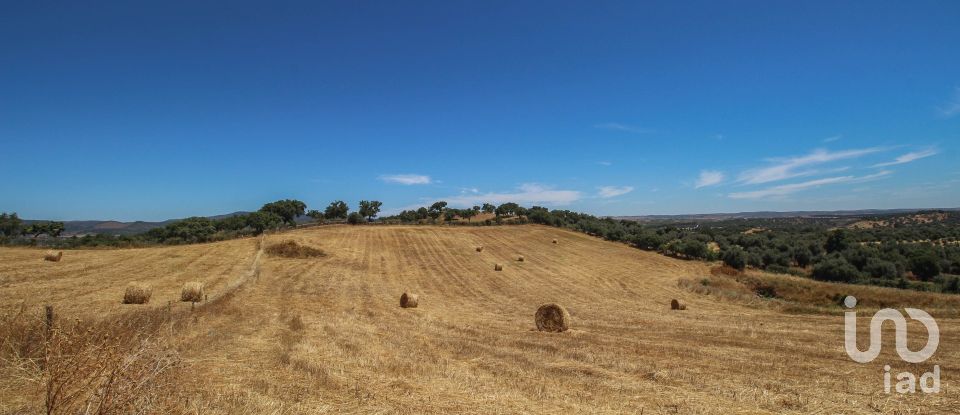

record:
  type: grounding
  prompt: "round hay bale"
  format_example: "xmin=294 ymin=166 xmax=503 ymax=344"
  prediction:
xmin=123 ymin=283 xmax=152 ymax=304
xmin=517 ymin=255 xmax=524 ymax=262
xmin=535 ymin=303 xmax=570 ymax=332
xmin=180 ymin=281 xmax=205 ymax=302
xmin=476 ymin=246 xmax=484 ymax=252
xmin=670 ymin=299 xmax=683 ymax=310
xmin=552 ymin=239 xmax=558 ymax=244
xmin=494 ymin=263 xmax=503 ymax=271
xmin=400 ymin=292 xmax=418 ymax=308
xmin=43 ymin=251 xmax=63 ymax=262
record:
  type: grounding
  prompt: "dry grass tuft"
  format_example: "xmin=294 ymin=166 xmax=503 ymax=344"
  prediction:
xmin=400 ymin=292 xmax=419 ymax=308
xmin=712 ymin=265 xmax=741 ymax=276
xmin=42 ymin=323 xmax=180 ymax=413
xmin=123 ymin=283 xmax=152 ymax=304
xmin=1 ymin=306 xmax=183 ymax=414
xmin=289 ymin=314 xmax=305 ymax=331
xmin=535 ymin=303 xmax=570 ymax=332
xmin=266 ymin=240 xmax=326 ymax=259
xmin=687 ymin=267 xmax=960 ymax=316
xmin=180 ymin=281 xmax=205 ymax=302
xmin=43 ymin=251 xmax=63 ymax=262
xmin=494 ymin=263 xmax=503 ymax=271
xmin=517 ymin=255 xmax=524 ymax=262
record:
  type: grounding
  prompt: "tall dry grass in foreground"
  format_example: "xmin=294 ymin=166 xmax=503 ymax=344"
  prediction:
xmin=0 ymin=237 xmax=264 ymax=414
xmin=0 ymin=307 xmax=182 ymax=414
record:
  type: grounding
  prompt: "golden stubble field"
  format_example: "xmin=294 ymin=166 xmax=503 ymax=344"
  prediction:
xmin=1 ymin=225 xmax=957 ymax=414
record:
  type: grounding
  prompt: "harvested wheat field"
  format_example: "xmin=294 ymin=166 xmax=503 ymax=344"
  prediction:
xmin=1 ymin=225 xmax=958 ymax=414
xmin=0 ymin=237 xmax=259 ymax=317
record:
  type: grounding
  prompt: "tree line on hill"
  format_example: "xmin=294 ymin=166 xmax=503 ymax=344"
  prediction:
xmin=0 ymin=198 xmax=383 ymax=247
xmin=383 ymin=202 xmax=524 ymax=223
xmin=5 ymin=199 xmax=959 ymax=294
xmin=0 ymin=213 xmax=66 ymax=240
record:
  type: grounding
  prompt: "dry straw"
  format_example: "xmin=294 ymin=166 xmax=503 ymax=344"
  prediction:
xmin=494 ymin=263 xmax=503 ymax=271
xmin=123 ymin=283 xmax=152 ymax=304
xmin=266 ymin=240 xmax=325 ymax=259
xmin=43 ymin=251 xmax=63 ymax=262
xmin=180 ymin=282 xmax=205 ymax=302
xmin=535 ymin=303 xmax=570 ymax=332
xmin=400 ymin=292 xmax=418 ymax=308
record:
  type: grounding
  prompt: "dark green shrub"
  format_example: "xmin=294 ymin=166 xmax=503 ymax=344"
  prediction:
xmin=864 ymin=258 xmax=899 ymax=280
xmin=910 ymin=254 xmax=941 ymax=281
xmin=347 ymin=212 xmax=364 ymax=225
xmin=722 ymin=246 xmax=747 ymax=270
xmin=812 ymin=256 xmax=861 ymax=283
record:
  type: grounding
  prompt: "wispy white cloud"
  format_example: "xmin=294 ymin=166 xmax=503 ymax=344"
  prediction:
xmin=442 ymin=183 xmax=582 ymax=207
xmin=823 ymin=134 xmax=842 ymax=143
xmin=379 ymin=174 xmax=432 ymax=185
xmin=873 ymin=149 xmax=939 ymax=167
xmin=937 ymin=87 xmax=960 ymax=118
xmin=597 ymin=186 xmax=634 ymax=198
xmin=594 ymin=122 xmax=654 ymax=134
xmin=729 ymin=171 xmax=892 ymax=200
xmin=695 ymin=170 xmax=725 ymax=189
xmin=597 ymin=161 xmax=613 ymax=166
xmin=738 ymin=148 xmax=882 ymax=185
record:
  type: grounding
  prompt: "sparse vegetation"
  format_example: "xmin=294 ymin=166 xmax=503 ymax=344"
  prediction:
xmin=265 ymin=240 xmax=325 ymax=259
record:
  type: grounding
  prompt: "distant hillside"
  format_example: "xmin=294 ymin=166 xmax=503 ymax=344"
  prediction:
xmin=613 ymin=208 xmax=960 ymax=222
xmin=29 ymin=207 xmax=960 ymax=236
xmin=24 ymin=211 xmax=252 ymax=236
xmin=23 ymin=211 xmax=329 ymax=236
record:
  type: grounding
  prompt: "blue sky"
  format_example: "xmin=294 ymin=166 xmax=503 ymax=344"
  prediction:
xmin=1 ymin=1 xmax=958 ymax=221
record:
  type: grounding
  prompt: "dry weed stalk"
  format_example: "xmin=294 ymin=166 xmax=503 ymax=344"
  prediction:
xmin=2 ymin=308 xmax=182 ymax=414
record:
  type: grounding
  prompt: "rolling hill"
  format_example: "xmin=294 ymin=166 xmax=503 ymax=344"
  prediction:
xmin=1 ymin=225 xmax=956 ymax=413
